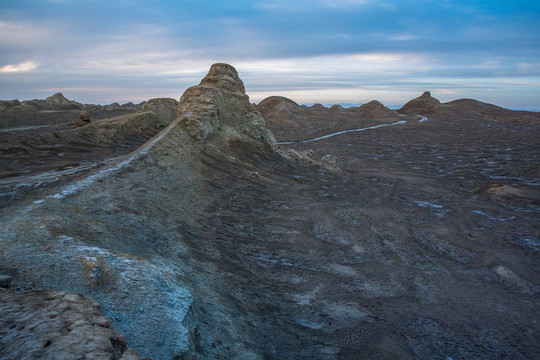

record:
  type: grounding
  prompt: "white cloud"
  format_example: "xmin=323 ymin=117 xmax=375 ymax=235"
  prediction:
xmin=0 ymin=61 xmax=38 ymax=73
xmin=0 ymin=21 xmax=58 ymax=47
xmin=256 ymin=0 xmax=368 ymax=11
xmin=388 ymin=34 xmax=417 ymax=41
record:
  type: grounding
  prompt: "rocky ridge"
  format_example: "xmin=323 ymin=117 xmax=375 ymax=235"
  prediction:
xmin=0 ymin=97 xmax=179 ymax=207
xmin=0 ymin=92 xmax=142 ymax=112
xmin=398 ymin=90 xmax=441 ymax=114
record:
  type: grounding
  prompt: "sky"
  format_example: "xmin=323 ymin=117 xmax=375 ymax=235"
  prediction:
xmin=1 ymin=0 xmax=539 ymax=109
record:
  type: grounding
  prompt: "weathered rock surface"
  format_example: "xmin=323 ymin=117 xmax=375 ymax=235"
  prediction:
xmin=177 ymin=63 xmax=275 ymax=147
xmin=0 ymin=288 xmax=141 ymax=360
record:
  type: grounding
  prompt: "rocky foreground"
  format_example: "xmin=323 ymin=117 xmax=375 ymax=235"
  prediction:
xmin=0 ymin=64 xmax=539 ymax=359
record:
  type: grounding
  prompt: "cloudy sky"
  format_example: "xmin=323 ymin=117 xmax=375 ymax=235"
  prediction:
xmin=1 ymin=0 xmax=539 ymax=109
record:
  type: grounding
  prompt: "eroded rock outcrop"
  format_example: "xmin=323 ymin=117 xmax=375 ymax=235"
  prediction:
xmin=177 ymin=63 xmax=276 ymax=147
xmin=68 ymin=111 xmax=92 ymax=127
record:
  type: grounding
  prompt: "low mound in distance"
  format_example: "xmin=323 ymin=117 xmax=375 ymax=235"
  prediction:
xmin=258 ymin=96 xmax=413 ymax=141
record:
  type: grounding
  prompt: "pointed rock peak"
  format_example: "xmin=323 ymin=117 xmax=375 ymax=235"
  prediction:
xmin=398 ymin=91 xmax=441 ymax=115
xmin=357 ymin=100 xmax=396 ymax=118
xmin=46 ymin=93 xmax=70 ymax=103
xmin=414 ymin=91 xmax=439 ymax=103
xmin=177 ymin=64 xmax=275 ymax=147
xmin=200 ymin=63 xmax=246 ymax=94
xmin=42 ymin=92 xmax=81 ymax=109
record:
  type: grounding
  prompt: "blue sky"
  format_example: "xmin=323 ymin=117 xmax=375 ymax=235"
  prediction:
xmin=1 ymin=0 xmax=539 ymax=109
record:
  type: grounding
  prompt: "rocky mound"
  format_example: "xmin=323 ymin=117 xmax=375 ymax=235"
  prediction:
xmin=258 ymin=96 xmax=413 ymax=142
xmin=445 ymin=98 xmax=540 ymax=122
xmin=355 ymin=100 xmax=398 ymax=118
xmin=257 ymin=96 xmax=306 ymax=127
xmin=61 ymin=98 xmax=176 ymax=142
xmin=44 ymin=92 xmax=83 ymax=109
xmin=398 ymin=92 xmax=540 ymax=123
xmin=67 ymin=111 xmax=92 ymax=127
xmin=398 ymin=91 xmax=441 ymax=114
xmin=177 ymin=63 xmax=275 ymax=147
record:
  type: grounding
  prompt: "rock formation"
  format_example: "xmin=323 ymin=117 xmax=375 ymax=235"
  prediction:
xmin=177 ymin=63 xmax=276 ymax=147
xmin=257 ymin=96 xmax=306 ymax=127
xmin=398 ymin=91 xmax=441 ymax=114
xmin=68 ymin=111 xmax=92 ymax=127
xmin=356 ymin=100 xmax=398 ymax=118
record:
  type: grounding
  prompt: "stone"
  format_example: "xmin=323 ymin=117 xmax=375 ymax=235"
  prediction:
xmin=320 ymin=153 xmax=338 ymax=169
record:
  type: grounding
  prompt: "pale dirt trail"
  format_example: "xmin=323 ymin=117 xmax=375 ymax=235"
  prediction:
xmin=277 ymin=115 xmax=427 ymax=144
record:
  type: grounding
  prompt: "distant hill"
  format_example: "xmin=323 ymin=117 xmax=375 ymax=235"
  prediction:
xmin=0 ymin=92 xmax=143 ymax=113
xmin=398 ymin=91 xmax=540 ymax=122
xmin=258 ymin=95 xmax=413 ymax=142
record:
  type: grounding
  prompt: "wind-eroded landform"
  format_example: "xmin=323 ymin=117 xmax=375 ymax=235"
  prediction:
xmin=1 ymin=64 xmax=539 ymax=359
